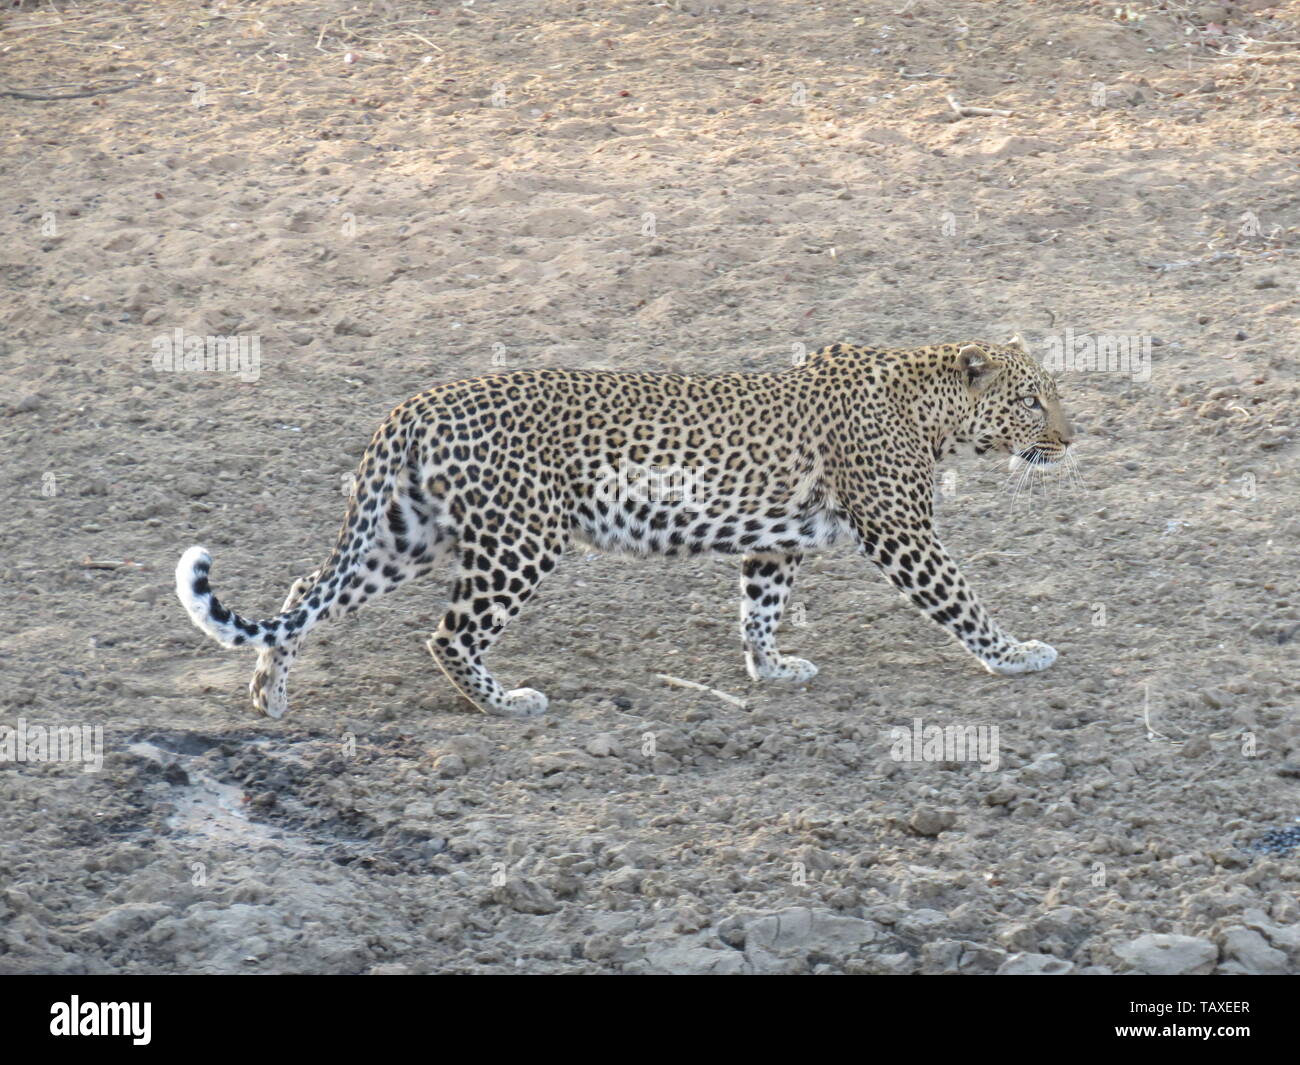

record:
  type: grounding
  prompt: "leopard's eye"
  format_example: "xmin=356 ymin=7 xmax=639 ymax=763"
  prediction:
xmin=1020 ymin=396 xmax=1041 ymax=410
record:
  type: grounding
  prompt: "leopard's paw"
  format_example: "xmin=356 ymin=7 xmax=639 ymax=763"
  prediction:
xmin=499 ymin=687 xmax=549 ymax=717
xmin=249 ymin=671 xmax=288 ymax=719
xmin=749 ymin=655 xmax=819 ymax=684
xmin=984 ymin=640 xmax=1057 ymax=675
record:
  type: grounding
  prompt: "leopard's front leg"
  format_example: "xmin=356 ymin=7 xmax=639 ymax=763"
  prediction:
xmin=856 ymin=522 xmax=1057 ymax=675
xmin=739 ymin=551 xmax=818 ymax=683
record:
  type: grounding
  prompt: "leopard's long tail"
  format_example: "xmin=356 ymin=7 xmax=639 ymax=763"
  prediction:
xmin=175 ymin=417 xmax=411 ymax=715
xmin=175 ymin=544 xmax=285 ymax=650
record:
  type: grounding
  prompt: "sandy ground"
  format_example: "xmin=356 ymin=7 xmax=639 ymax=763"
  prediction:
xmin=1 ymin=0 xmax=1298 ymax=975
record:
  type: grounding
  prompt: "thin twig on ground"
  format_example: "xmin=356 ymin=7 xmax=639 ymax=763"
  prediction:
xmin=1 ymin=80 xmax=140 ymax=100
xmin=946 ymin=94 xmax=1014 ymax=118
xmin=655 ymin=673 xmax=749 ymax=710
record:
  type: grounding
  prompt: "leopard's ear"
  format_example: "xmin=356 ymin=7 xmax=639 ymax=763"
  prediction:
xmin=1004 ymin=333 xmax=1027 ymax=353
xmin=957 ymin=344 xmax=1001 ymax=395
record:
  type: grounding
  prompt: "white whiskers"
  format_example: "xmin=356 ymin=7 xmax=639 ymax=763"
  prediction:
xmin=938 ymin=447 xmax=1083 ymax=512
xmin=1002 ymin=450 xmax=1082 ymax=507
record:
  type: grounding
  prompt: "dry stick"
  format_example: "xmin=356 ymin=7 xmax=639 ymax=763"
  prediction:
xmin=401 ymin=31 xmax=443 ymax=52
xmin=946 ymin=94 xmax=1014 ymax=118
xmin=655 ymin=673 xmax=749 ymax=710
xmin=0 ymin=15 xmax=141 ymax=48
xmin=315 ymin=15 xmax=344 ymax=51
xmin=2 ymin=12 xmax=137 ymax=32
xmin=369 ymin=16 xmax=447 ymax=32
xmin=1141 ymin=249 xmax=1245 ymax=272
xmin=348 ymin=29 xmax=435 ymax=50
xmin=1224 ymin=52 xmax=1300 ymax=62
xmin=965 ymin=550 xmax=1026 ymax=564
xmin=1 ymin=80 xmax=139 ymax=100
xmin=3 ymin=80 xmax=100 ymax=90
xmin=970 ymin=231 xmax=1059 ymax=250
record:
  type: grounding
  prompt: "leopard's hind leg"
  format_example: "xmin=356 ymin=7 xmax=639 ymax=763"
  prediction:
xmin=426 ymin=538 xmax=563 ymax=717
xmin=249 ymin=471 xmax=450 ymax=717
xmin=248 ymin=568 xmax=319 ymax=718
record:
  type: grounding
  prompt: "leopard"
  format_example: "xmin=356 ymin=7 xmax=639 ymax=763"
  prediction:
xmin=176 ymin=337 xmax=1074 ymax=719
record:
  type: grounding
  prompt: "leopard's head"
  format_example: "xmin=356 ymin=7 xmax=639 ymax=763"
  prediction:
xmin=957 ymin=338 xmax=1074 ymax=468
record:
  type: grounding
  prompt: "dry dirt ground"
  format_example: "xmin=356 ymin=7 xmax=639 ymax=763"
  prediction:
xmin=1 ymin=0 xmax=1298 ymax=975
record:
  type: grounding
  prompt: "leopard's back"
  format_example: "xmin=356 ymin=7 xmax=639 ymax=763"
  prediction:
xmin=408 ymin=367 xmax=841 ymax=556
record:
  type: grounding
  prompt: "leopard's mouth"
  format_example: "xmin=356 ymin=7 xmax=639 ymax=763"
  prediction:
xmin=1012 ymin=445 xmax=1065 ymax=468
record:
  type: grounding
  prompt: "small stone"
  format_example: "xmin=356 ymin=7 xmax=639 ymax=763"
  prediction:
xmin=650 ymin=728 xmax=691 ymax=756
xmin=650 ymin=752 xmax=678 ymax=773
xmin=1020 ymin=754 xmax=1067 ymax=784
xmin=642 ymin=943 xmax=747 ymax=974
xmin=743 ymin=907 xmax=878 ymax=955
xmin=332 ymin=316 xmax=374 ymax=337
xmin=995 ymin=924 xmax=1038 ymax=952
xmin=1217 ymin=927 xmax=1288 ymax=975
xmin=794 ymin=844 xmax=837 ymax=872
xmin=1115 ymin=933 xmax=1217 ymax=975
xmin=919 ymin=939 xmax=964 ymax=973
xmin=583 ymin=932 xmax=637 ymax=963
xmin=872 ymin=952 xmax=918 ymax=974
xmin=908 ymin=806 xmax=956 ymax=836
xmin=1206 ymin=847 xmax=1249 ymax=868
xmin=531 ymin=749 xmax=596 ymax=775
xmin=997 ymin=952 xmax=1074 ymax=975
xmin=435 ymin=734 xmax=492 ymax=769
xmin=492 ymin=876 xmax=560 ymax=915
xmin=433 ymin=754 xmax=466 ymax=778
xmin=692 ymin=723 xmax=728 ymax=747
xmin=585 ymin=733 xmax=621 ymax=758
